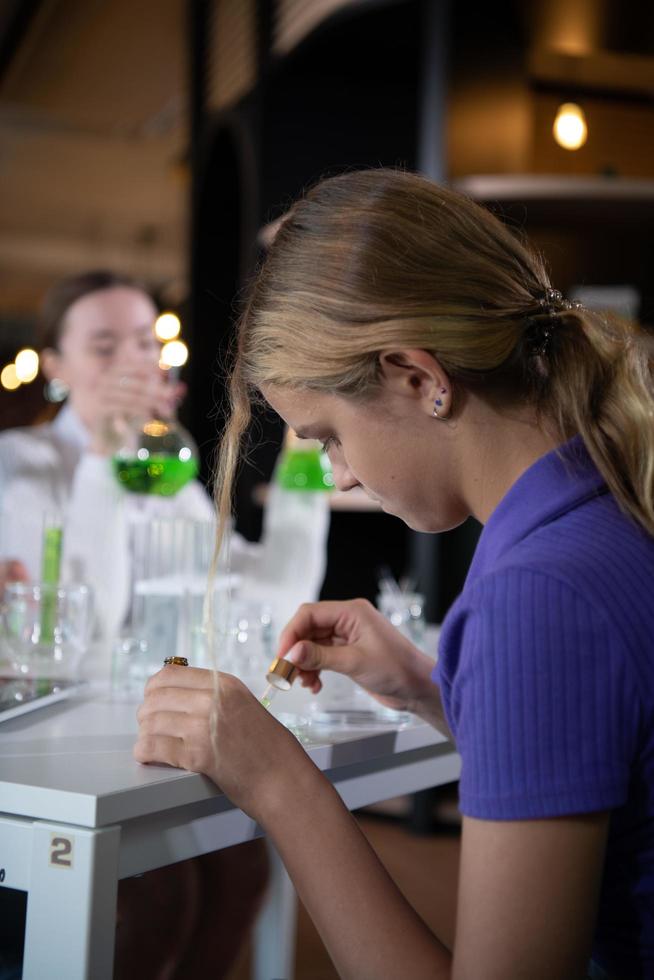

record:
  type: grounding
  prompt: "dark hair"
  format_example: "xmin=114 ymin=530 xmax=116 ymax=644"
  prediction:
xmin=39 ymin=270 xmax=148 ymax=350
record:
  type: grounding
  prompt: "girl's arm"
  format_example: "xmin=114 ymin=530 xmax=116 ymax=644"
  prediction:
xmin=266 ymin=756 xmax=452 ymax=979
xmin=453 ymin=812 xmax=608 ymax=979
xmin=135 ymin=669 xmax=609 ymax=980
xmin=263 ymin=762 xmax=608 ymax=980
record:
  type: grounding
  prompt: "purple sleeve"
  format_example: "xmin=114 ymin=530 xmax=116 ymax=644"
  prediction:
xmin=446 ymin=567 xmax=641 ymax=820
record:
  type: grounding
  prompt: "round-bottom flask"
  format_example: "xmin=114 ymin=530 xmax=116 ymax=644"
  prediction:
xmin=113 ymin=419 xmax=198 ymax=496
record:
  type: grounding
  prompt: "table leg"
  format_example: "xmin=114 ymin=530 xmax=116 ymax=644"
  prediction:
xmin=23 ymin=821 xmax=120 ymax=980
xmin=253 ymin=839 xmax=298 ymax=980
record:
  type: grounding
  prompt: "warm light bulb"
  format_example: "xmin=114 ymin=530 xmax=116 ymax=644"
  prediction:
xmin=160 ymin=339 xmax=188 ymax=368
xmin=14 ymin=348 xmax=39 ymax=383
xmin=553 ymin=103 xmax=587 ymax=151
xmin=1 ymin=364 xmax=21 ymax=390
xmin=155 ymin=312 xmax=181 ymax=341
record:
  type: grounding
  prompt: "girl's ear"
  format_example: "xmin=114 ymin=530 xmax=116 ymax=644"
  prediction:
xmin=40 ymin=347 xmax=65 ymax=384
xmin=378 ymin=348 xmax=452 ymax=418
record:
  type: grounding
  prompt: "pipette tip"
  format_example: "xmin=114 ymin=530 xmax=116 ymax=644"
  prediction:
xmin=259 ymin=683 xmax=276 ymax=709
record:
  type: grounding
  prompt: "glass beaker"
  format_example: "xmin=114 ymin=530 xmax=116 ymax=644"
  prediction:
xmin=376 ymin=591 xmax=427 ymax=651
xmin=1 ymin=582 xmax=93 ymax=680
xmin=203 ymin=598 xmax=274 ymax=688
xmin=111 ymin=635 xmax=151 ymax=700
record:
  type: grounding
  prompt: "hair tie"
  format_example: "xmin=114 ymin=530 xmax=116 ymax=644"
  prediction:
xmin=528 ymin=288 xmax=583 ymax=357
xmin=538 ymin=287 xmax=582 ymax=315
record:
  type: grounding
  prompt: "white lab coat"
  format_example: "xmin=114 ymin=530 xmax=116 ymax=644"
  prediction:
xmin=0 ymin=405 xmax=330 ymax=678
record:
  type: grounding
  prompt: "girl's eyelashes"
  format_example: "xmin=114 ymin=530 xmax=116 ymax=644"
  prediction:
xmin=320 ymin=436 xmax=339 ymax=453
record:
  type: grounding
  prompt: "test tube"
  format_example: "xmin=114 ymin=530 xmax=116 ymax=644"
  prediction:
xmin=40 ymin=511 xmax=62 ymax=642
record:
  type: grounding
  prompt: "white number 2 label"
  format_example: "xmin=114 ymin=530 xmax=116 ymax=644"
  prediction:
xmin=49 ymin=834 xmax=74 ymax=868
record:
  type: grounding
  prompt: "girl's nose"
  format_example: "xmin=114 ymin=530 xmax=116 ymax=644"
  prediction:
xmin=332 ymin=461 xmax=359 ymax=493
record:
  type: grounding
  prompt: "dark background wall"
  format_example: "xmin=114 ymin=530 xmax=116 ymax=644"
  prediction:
xmin=185 ymin=0 xmax=653 ymax=620
xmin=187 ymin=0 xmax=484 ymax=619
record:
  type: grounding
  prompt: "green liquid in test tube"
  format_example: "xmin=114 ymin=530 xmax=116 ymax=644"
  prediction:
xmin=40 ymin=518 xmax=62 ymax=643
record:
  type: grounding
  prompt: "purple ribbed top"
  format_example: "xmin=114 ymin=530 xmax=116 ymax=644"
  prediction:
xmin=434 ymin=437 xmax=654 ymax=976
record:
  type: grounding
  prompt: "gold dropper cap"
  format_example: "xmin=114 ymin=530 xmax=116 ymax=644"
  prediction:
xmin=266 ymin=657 xmax=297 ymax=691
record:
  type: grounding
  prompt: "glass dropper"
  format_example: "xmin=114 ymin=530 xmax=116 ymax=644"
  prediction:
xmin=260 ymin=657 xmax=297 ymax=709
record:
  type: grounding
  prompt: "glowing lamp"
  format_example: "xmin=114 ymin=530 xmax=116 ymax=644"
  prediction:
xmin=155 ymin=312 xmax=181 ymax=341
xmin=14 ymin=348 xmax=39 ymax=383
xmin=160 ymin=340 xmax=188 ymax=368
xmin=1 ymin=364 xmax=21 ymax=390
xmin=553 ymin=103 xmax=588 ymax=151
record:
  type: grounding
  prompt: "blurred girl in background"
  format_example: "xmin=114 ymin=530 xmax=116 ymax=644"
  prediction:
xmin=0 ymin=270 xmax=268 ymax=979
xmin=0 ymin=270 xmax=213 ymax=663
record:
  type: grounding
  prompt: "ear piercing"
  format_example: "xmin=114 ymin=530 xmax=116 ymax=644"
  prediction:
xmin=44 ymin=378 xmax=70 ymax=403
xmin=432 ymin=388 xmax=450 ymax=421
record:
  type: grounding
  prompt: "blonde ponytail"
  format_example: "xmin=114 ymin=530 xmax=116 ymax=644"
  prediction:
xmin=545 ymin=308 xmax=654 ymax=535
xmin=211 ymin=167 xmax=654 ymax=544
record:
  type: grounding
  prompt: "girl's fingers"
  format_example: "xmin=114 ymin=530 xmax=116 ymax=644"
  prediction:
xmin=138 ymin=709 xmax=207 ymax=739
xmin=297 ymin=666 xmax=322 ymax=687
xmin=155 ymin=381 xmax=185 ymax=417
xmin=145 ymin=665 xmax=214 ymax=693
xmin=100 ymin=392 xmax=158 ymax=415
xmin=301 ymin=676 xmax=322 ymax=694
xmin=136 ymin=687 xmax=213 ymax=722
xmin=285 ymin=638 xmax=356 ymax=676
xmin=277 ymin=601 xmax=354 ymax=655
xmin=133 ymin=733 xmax=185 ymax=768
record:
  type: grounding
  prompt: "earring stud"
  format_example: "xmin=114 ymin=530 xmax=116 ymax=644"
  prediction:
xmin=433 ymin=392 xmax=451 ymax=421
xmin=44 ymin=378 xmax=69 ymax=403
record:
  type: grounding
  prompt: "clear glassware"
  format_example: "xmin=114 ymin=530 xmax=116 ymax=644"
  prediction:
xmin=111 ymin=635 xmax=151 ymax=700
xmin=128 ymin=517 xmax=234 ymax=669
xmin=202 ymin=598 xmax=274 ymax=689
xmin=308 ymin=675 xmax=413 ymax=731
xmin=303 ymin=593 xmax=428 ymax=731
xmin=1 ymin=582 xmax=93 ymax=680
xmin=376 ymin=591 xmax=427 ymax=651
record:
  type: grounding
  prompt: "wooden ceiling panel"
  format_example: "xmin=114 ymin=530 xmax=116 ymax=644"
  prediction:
xmin=0 ymin=126 xmax=184 ymax=242
xmin=1 ymin=0 xmax=186 ymax=138
xmin=0 ymin=0 xmax=188 ymax=318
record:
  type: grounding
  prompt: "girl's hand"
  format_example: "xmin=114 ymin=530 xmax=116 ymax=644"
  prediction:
xmin=0 ymin=559 xmax=29 ymax=598
xmin=89 ymin=363 xmax=185 ymax=455
xmin=134 ymin=666 xmax=311 ymax=825
xmin=279 ymin=599 xmax=438 ymax=716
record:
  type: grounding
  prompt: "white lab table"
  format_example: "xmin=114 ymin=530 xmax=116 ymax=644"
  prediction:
xmin=0 ymin=692 xmax=460 ymax=979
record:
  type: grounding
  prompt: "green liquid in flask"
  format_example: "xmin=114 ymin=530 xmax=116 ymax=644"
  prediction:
xmin=113 ymin=455 xmax=198 ymax=496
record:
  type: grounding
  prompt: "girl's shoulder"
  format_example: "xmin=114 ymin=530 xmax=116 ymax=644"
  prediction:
xmin=0 ymin=422 xmax=61 ymax=472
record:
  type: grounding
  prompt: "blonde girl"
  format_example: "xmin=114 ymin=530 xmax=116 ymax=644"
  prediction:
xmin=135 ymin=169 xmax=654 ymax=980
